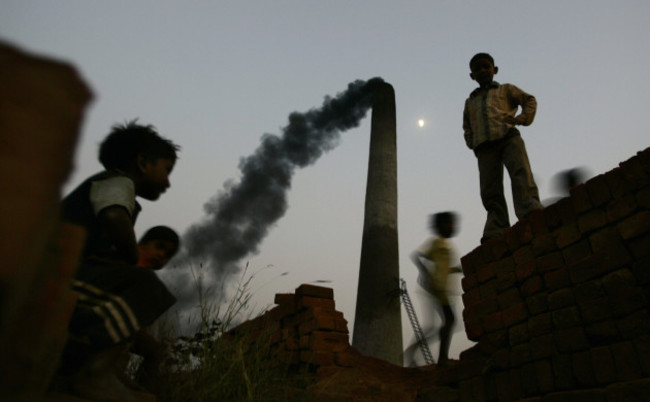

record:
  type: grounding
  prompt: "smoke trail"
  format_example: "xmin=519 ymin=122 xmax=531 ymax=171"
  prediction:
xmin=167 ymin=77 xmax=384 ymax=308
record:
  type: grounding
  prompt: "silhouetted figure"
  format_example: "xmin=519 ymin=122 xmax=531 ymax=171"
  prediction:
xmin=463 ymin=52 xmax=543 ymax=243
xmin=119 ymin=226 xmax=181 ymax=392
xmin=59 ymin=121 xmax=180 ymax=401
xmin=543 ymin=167 xmax=590 ymax=206
xmin=405 ymin=212 xmax=462 ymax=367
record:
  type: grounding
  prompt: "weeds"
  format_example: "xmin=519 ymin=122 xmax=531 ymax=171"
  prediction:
xmin=146 ymin=264 xmax=307 ymax=402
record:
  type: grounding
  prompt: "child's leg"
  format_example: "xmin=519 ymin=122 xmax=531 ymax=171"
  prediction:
xmin=476 ymin=146 xmax=510 ymax=239
xmin=438 ymin=304 xmax=455 ymax=366
xmin=502 ymin=135 xmax=542 ymax=219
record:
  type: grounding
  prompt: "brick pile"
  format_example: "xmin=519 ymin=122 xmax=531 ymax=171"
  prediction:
xmin=458 ymin=147 xmax=650 ymax=401
xmin=229 ymin=284 xmax=355 ymax=371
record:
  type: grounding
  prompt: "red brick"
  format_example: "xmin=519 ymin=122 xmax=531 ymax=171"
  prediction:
xmin=572 ymin=350 xmax=598 ymax=387
xmin=476 ymin=261 xmax=497 ymax=283
xmin=490 ymin=348 xmax=511 ymax=370
xmin=588 ymin=226 xmax=621 ymax=252
xmin=528 ymin=208 xmax=549 ymax=235
xmin=561 ymin=239 xmax=593 ymax=265
xmin=495 ymin=371 xmax=513 ymax=401
xmin=269 ymin=302 xmax=296 ymax=321
xmin=483 ymin=311 xmax=504 ymax=333
xmin=536 ymin=251 xmax=564 ymax=273
xmin=309 ymin=331 xmax=349 ymax=352
xmin=508 ymin=369 xmax=524 ymax=400
xmin=616 ymin=309 xmax=650 ymax=339
xmin=334 ymin=349 xmax=359 ymax=367
xmin=605 ymin=167 xmax=636 ymax=199
xmin=544 ymin=201 xmax=564 ymax=230
xmin=585 ymin=174 xmax=612 ymax=207
xmin=631 ymin=254 xmax=650 ymax=285
xmin=461 ymin=272 xmax=478 ymax=291
xmin=300 ymin=350 xmax=335 ymax=366
xmin=568 ymin=251 xmax=628 ymax=285
xmin=577 ymin=296 xmax=613 ymax=323
xmin=610 ymin=288 xmax=647 ymax=317
xmin=521 ymin=275 xmax=545 ymax=297
xmin=296 ymin=284 xmax=334 ymax=300
xmin=497 ymin=287 xmax=522 ymax=309
xmin=496 ymin=270 xmax=517 ymax=291
xmin=509 ymin=322 xmax=529 ymax=346
xmin=505 ymin=220 xmax=533 ymax=250
xmin=591 ymin=346 xmax=616 ymax=384
xmin=514 ymin=245 xmax=534 ymax=264
xmin=520 ymin=361 xmax=540 ymax=396
xmin=601 ymin=268 xmax=637 ymax=294
xmin=462 ymin=287 xmax=482 ymax=307
xmin=531 ymin=233 xmax=558 ymax=257
xmin=574 ymin=278 xmax=606 ymax=302
xmin=629 ymin=232 xmax=650 ymax=260
xmin=460 ymin=246 xmax=482 ymax=275
xmin=555 ymin=327 xmax=589 ymax=353
xmin=297 ymin=296 xmax=335 ymax=310
xmin=528 ymin=312 xmax=553 ymax=336
xmin=526 ymin=293 xmax=549 ymax=315
xmin=298 ymin=309 xmax=348 ymax=335
xmin=511 ymin=343 xmax=532 ymax=366
xmin=637 ymin=187 xmax=650 ymax=209
xmin=611 ymin=341 xmax=643 ymax=381
xmin=633 ymin=335 xmax=650 ymax=376
xmin=494 ymin=256 xmax=516 ymax=274
xmin=617 ymin=210 xmax=650 ymax=240
xmin=479 ymin=279 xmax=498 ymax=300
xmin=585 ymin=320 xmax=619 ymax=344
xmin=570 ymin=183 xmax=592 ymax=214
xmin=465 ymin=296 xmax=499 ymax=322
xmin=552 ymin=353 xmax=575 ymax=391
xmin=535 ymin=358 xmax=555 ymax=393
xmin=548 ymin=288 xmax=575 ymax=310
xmin=502 ymin=301 xmax=528 ymax=327
xmin=545 ymin=268 xmax=571 ymax=290
xmin=482 ymin=237 xmax=510 ymax=262
xmin=555 ymin=223 xmax=581 ymax=248
xmin=552 ymin=306 xmax=582 ymax=329
xmin=516 ymin=260 xmax=537 ymax=281
xmin=606 ymin=193 xmax=638 ymax=223
xmin=619 ymin=155 xmax=650 ymax=190
xmin=531 ymin=334 xmax=556 ymax=360
xmin=577 ymin=209 xmax=607 ymax=234
xmin=465 ymin=318 xmax=483 ymax=341
xmin=274 ymin=293 xmax=295 ymax=306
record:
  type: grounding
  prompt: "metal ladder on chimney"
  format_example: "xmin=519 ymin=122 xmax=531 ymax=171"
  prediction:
xmin=399 ymin=278 xmax=434 ymax=365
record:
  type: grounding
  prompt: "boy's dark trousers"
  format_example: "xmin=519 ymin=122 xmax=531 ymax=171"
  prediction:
xmin=475 ymin=130 xmax=542 ymax=240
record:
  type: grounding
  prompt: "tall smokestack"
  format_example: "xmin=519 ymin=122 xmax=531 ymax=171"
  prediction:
xmin=352 ymin=82 xmax=402 ymax=365
xmin=164 ymin=78 xmax=385 ymax=319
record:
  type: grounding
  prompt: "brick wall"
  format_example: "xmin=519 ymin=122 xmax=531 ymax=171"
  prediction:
xmin=229 ymin=148 xmax=650 ymax=401
xmin=458 ymin=147 xmax=650 ymax=401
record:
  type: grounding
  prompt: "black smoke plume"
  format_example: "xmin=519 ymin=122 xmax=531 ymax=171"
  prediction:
xmin=165 ymin=77 xmax=384 ymax=310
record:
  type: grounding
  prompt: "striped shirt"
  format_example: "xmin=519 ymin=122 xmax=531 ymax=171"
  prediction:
xmin=463 ymin=81 xmax=537 ymax=149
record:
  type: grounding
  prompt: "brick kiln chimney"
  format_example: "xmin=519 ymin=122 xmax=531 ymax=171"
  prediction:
xmin=352 ymin=82 xmax=403 ymax=365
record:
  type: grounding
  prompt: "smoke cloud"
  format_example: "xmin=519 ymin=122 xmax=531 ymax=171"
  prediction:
xmin=163 ymin=77 xmax=384 ymax=314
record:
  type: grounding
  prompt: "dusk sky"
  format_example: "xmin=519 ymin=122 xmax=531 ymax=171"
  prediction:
xmin=2 ymin=1 xmax=649 ymax=362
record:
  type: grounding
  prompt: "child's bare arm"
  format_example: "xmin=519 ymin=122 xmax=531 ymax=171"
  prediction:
xmin=98 ymin=205 xmax=139 ymax=264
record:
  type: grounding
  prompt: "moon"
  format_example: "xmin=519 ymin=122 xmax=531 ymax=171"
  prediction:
xmin=418 ymin=119 xmax=425 ymax=128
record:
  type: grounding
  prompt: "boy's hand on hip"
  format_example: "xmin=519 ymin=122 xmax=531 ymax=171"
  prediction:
xmin=504 ymin=116 xmax=518 ymax=125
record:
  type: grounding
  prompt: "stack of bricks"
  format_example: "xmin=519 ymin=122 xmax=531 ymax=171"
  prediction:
xmin=458 ymin=147 xmax=650 ymax=401
xmin=230 ymin=284 xmax=354 ymax=371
